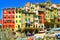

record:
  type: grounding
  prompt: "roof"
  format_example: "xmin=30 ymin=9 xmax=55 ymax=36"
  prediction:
xmin=22 ymin=10 xmax=35 ymax=14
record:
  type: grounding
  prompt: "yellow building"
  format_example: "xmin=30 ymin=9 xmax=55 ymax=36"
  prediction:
xmin=15 ymin=8 xmax=22 ymax=30
xmin=52 ymin=8 xmax=58 ymax=28
xmin=45 ymin=8 xmax=50 ymax=22
xmin=21 ymin=10 xmax=34 ymax=29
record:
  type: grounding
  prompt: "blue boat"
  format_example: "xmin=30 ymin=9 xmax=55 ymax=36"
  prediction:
xmin=56 ymin=34 xmax=60 ymax=39
xmin=51 ymin=28 xmax=60 ymax=31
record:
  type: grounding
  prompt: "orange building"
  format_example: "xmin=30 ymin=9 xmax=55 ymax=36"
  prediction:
xmin=0 ymin=19 xmax=2 ymax=24
xmin=38 ymin=11 xmax=44 ymax=28
xmin=2 ymin=8 xmax=15 ymax=29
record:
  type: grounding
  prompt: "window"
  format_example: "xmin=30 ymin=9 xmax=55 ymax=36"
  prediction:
xmin=19 ymin=20 xmax=21 ymax=23
xmin=58 ymin=16 xmax=60 ymax=18
xmin=12 ymin=9 xmax=14 ymax=13
xmin=19 ymin=16 xmax=20 ymax=18
xmin=39 ymin=21 xmax=42 ymax=23
xmin=41 ymin=25 xmax=43 ymax=28
xmin=34 ymin=20 xmax=38 ymax=22
xmin=8 ymin=20 xmax=11 ymax=23
xmin=25 ymin=14 xmax=27 ymax=16
xmin=16 ymin=11 xmax=18 ymax=13
xmin=25 ymin=18 xmax=27 ymax=21
xmin=16 ymin=20 xmax=18 ymax=23
xmin=8 ymin=15 xmax=10 ymax=18
xmin=31 ymin=7 xmax=34 ymax=9
xmin=38 ymin=16 xmax=42 ymax=19
xmin=12 ymin=15 xmax=14 ymax=18
xmin=51 ymin=15 xmax=52 ymax=17
xmin=12 ymin=20 xmax=14 ymax=23
xmin=57 ymin=24 xmax=60 ymax=28
xmin=8 ymin=9 xmax=10 ymax=13
xmin=34 ymin=16 xmax=37 ymax=18
xmin=16 ymin=16 xmax=18 ymax=18
xmin=25 ymin=23 xmax=30 ymax=27
xmin=36 ymin=24 xmax=37 ymax=28
xmin=33 ymin=25 xmax=35 ymax=28
xmin=4 ymin=15 xmax=6 ymax=18
xmin=4 ymin=20 xmax=6 ymax=23
xmin=41 ymin=6 xmax=44 ymax=8
xmin=16 ymin=9 xmax=18 ymax=13
xmin=28 ymin=9 xmax=30 ymax=12
xmin=48 ymin=16 xmax=49 ymax=18
xmin=58 ymin=19 xmax=60 ymax=22
xmin=4 ymin=9 xmax=6 ymax=13
xmin=28 ymin=18 xmax=30 ymax=20
xmin=19 ymin=11 xmax=21 ymax=13
xmin=18 ymin=25 xmax=20 ymax=28
xmin=46 ymin=16 xmax=47 ymax=18
xmin=28 ymin=13 xmax=30 ymax=16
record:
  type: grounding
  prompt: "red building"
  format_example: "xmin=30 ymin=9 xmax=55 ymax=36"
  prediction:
xmin=2 ymin=8 xmax=15 ymax=29
xmin=38 ymin=11 xmax=44 ymax=28
xmin=0 ymin=19 xmax=2 ymax=24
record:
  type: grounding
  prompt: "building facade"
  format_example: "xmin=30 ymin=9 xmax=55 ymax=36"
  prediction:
xmin=22 ymin=10 xmax=34 ymax=28
xmin=2 ymin=8 xmax=15 ymax=29
xmin=15 ymin=8 xmax=22 ymax=30
xmin=45 ymin=8 xmax=50 ymax=22
xmin=56 ymin=4 xmax=60 ymax=28
xmin=0 ymin=19 xmax=2 ymax=28
xmin=0 ymin=19 xmax=2 ymax=24
xmin=38 ymin=11 xmax=44 ymax=29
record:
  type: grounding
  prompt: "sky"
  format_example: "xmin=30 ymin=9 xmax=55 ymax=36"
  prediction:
xmin=0 ymin=0 xmax=60 ymax=19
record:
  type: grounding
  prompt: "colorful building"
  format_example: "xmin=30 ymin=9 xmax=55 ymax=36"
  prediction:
xmin=0 ymin=19 xmax=2 ymax=24
xmin=34 ymin=13 xmax=39 ymax=28
xmin=22 ymin=10 xmax=34 ymax=28
xmin=56 ymin=4 xmax=60 ymax=28
xmin=50 ymin=9 xmax=54 ymax=19
xmin=45 ymin=8 xmax=50 ymax=22
xmin=15 ymin=8 xmax=22 ymax=30
xmin=38 ymin=11 xmax=44 ymax=29
xmin=0 ymin=19 xmax=2 ymax=28
xmin=2 ymin=8 xmax=15 ymax=29
xmin=52 ymin=7 xmax=58 ymax=28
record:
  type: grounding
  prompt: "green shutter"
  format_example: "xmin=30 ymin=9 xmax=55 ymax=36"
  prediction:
xmin=19 ymin=16 xmax=20 ymax=18
xmin=28 ymin=13 xmax=30 ymax=16
xmin=25 ymin=18 xmax=27 ymax=21
xmin=16 ymin=20 xmax=18 ymax=23
xmin=16 ymin=16 xmax=18 ymax=18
